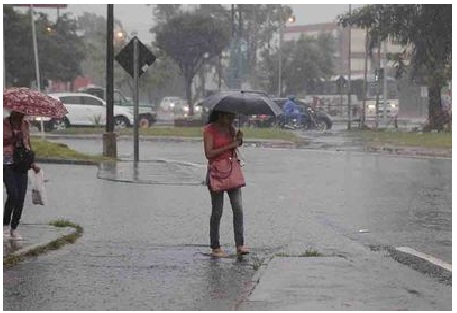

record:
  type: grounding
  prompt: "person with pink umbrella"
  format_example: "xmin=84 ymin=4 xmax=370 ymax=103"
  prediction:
xmin=3 ymin=110 xmax=41 ymax=240
xmin=3 ymin=87 xmax=66 ymax=240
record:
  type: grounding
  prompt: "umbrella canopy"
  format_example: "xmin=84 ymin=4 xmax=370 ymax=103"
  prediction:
xmin=3 ymin=87 xmax=68 ymax=118
xmin=201 ymin=90 xmax=282 ymax=117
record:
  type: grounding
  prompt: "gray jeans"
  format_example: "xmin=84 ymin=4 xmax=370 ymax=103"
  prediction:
xmin=210 ymin=188 xmax=244 ymax=249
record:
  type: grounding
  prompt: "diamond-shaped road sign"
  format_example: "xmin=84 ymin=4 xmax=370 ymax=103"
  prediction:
xmin=115 ymin=36 xmax=156 ymax=78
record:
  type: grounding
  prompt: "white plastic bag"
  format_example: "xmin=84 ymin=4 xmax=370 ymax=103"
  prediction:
xmin=30 ymin=170 xmax=47 ymax=205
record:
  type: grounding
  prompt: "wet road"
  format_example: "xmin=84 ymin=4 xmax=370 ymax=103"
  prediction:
xmin=3 ymin=137 xmax=451 ymax=310
xmin=41 ymin=136 xmax=452 ymax=263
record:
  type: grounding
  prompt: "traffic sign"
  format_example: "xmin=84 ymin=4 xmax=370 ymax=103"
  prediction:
xmin=115 ymin=37 xmax=156 ymax=78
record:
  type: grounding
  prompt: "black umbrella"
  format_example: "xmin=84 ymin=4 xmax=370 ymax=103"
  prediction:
xmin=201 ymin=90 xmax=282 ymax=117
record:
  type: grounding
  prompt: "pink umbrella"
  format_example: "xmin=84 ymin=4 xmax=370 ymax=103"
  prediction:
xmin=3 ymin=87 xmax=67 ymax=118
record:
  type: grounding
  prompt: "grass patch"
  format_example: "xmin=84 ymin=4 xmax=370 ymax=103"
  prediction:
xmin=31 ymin=138 xmax=112 ymax=162
xmin=3 ymin=219 xmax=84 ymax=268
xmin=3 ymin=255 xmax=24 ymax=267
xmin=275 ymin=249 xmax=323 ymax=257
xmin=51 ymin=126 xmax=300 ymax=142
xmin=350 ymin=129 xmax=452 ymax=149
xmin=300 ymin=249 xmax=323 ymax=257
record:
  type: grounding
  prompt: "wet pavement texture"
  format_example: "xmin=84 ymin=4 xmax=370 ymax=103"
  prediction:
xmin=240 ymin=256 xmax=451 ymax=310
xmin=97 ymin=160 xmax=205 ymax=186
xmin=3 ymin=138 xmax=451 ymax=310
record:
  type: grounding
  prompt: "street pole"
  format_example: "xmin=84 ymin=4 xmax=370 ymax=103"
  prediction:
xmin=362 ymin=28 xmax=368 ymax=128
xmin=278 ymin=21 xmax=283 ymax=97
xmin=133 ymin=36 xmax=140 ymax=163
xmin=218 ymin=54 xmax=222 ymax=90
xmin=383 ymin=40 xmax=388 ymax=123
xmin=347 ymin=4 xmax=352 ymax=130
xmin=375 ymin=41 xmax=381 ymax=129
xmin=30 ymin=5 xmax=45 ymax=139
xmin=103 ymin=4 xmax=116 ymax=158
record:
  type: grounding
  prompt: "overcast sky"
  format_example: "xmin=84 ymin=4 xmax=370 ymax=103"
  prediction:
xmin=19 ymin=3 xmax=363 ymax=42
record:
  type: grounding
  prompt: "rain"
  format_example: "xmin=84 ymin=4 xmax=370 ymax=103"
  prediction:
xmin=3 ymin=4 xmax=452 ymax=311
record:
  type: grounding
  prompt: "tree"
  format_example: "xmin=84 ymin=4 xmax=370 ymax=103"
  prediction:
xmin=225 ymin=4 xmax=294 ymax=90
xmin=37 ymin=13 xmax=85 ymax=84
xmin=339 ymin=4 xmax=452 ymax=130
xmin=260 ymin=33 xmax=335 ymax=96
xmin=151 ymin=4 xmax=182 ymax=26
xmin=155 ymin=12 xmax=231 ymax=116
xmin=3 ymin=5 xmax=34 ymax=87
xmin=77 ymin=12 xmax=128 ymax=87
xmin=3 ymin=5 xmax=85 ymax=89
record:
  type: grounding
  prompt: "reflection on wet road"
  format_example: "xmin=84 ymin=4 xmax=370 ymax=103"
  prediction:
xmin=3 ymin=139 xmax=451 ymax=310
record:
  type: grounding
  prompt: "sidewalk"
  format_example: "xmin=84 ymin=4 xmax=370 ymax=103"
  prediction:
xmin=239 ymin=256 xmax=451 ymax=310
xmin=3 ymin=224 xmax=75 ymax=260
xmin=4 ymin=222 xmax=451 ymax=310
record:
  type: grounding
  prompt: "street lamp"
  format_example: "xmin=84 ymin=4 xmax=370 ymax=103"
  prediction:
xmin=29 ymin=5 xmax=45 ymax=139
xmin=278 ymin=13 xmax=295 ymax=97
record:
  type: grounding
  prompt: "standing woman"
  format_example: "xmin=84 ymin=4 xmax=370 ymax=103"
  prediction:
xmin=3 ymin=111 xmax=40 ymax=240
xmin=203 ymin=110 xmax=249 ymax=257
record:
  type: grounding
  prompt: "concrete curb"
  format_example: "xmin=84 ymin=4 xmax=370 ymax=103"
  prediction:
xmin=36 ymin=157 xmax=98 ymax=166
xmin=32 ymin=133 xmax=297 ymax=144
xmin=7 ymin=227 xmax=76 ymax=258
xmin=365 ymin=145 xmax=452 ymax=158
xmin=32 ymin=133 xmax=450 ymax=159
xmin=3 ymin=224 xmax=80 ymax=267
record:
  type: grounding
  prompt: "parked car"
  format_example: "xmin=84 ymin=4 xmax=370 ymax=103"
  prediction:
xmin=366 ymin=97 xmax=399 ymax=119
xmin=159 ymin=96 xmax=187 ymax=112
xmin=78 ymin=86 xmax=157 ymax=127
xmin=272 ymin=98 xmax=333 ymax=130
xmin=31 ymin=93 xmax=134 ymax=130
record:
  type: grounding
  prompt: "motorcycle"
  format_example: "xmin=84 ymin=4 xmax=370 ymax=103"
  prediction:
xmin=278 ymin=108 xmax=330 ymax=131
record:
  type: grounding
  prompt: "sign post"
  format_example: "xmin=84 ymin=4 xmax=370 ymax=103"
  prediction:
xmin=115 ymin=36 xmax=156 ymax=163
xmin=133 ymin=37 xmax=139 ymax=163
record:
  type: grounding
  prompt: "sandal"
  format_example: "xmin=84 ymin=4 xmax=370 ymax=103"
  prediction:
xmin=237 ymin=245 xmax=250 ymax=256
xmin=211 ymin=248 xmax=228 ymax=258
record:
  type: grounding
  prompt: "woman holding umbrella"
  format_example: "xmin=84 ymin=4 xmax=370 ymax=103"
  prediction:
xmin=203 ymin=110 xmax=249 ymax=258
xmin=3 ymin=110 xmax=40 ymax=240
xmin=3 ymin=87 xmax=67 ymax=241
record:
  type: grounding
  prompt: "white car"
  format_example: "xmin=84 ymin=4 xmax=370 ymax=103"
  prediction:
xmin=47 ymin=93 xmax=134 ymax=128
xmin=366 ymin=98 xmax=399 ymax=119
xmin=159 ymin=96 xmax=187 ymax=112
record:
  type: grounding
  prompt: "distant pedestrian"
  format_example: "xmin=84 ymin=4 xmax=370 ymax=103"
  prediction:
xmin=203 ymin=110 xmax=249 ymax=258
xmin=3 ymin=111 xmax=40 ymax=240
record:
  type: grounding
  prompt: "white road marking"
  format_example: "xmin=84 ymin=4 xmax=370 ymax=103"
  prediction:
xmin=395 ymin=247 xmax=452 ymax=272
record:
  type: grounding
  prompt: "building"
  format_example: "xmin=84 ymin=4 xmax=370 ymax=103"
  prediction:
xmin=282 ymin=22 xmax=435 ymax=119
xmin=284 ymin=21 xmax=405 ymax=78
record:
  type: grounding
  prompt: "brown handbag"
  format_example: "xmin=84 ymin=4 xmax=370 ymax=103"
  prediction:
xmin=208 ymin=150 xmax=246 ymax=192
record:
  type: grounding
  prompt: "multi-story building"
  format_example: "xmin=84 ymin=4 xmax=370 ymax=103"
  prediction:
xmin=284 ymin=21 xmax=405 ymax=78
xmin=283 ymin=22 xmax=432 ymax=119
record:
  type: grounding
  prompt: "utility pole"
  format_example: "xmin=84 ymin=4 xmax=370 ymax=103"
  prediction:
xmin=133 ymin=36 xmax=139 ymax=163
xmin=103 ymin=4 xmax=116 ymax=157
xmin=29 ymin=4 xmax=45 ymax=139
xmin=238 ymin=4 xmax=243 ymax=89
xmin=382 ymin=40 xmax=388 ymax=123
xmin=375 ymin=40 xmax=381 ymax=129
xmin=362 ymin=28 xmax=369 ymax=128
xmin=278 ymin=7 xmax=283 ymax=97
xmin=347 ymin=4 xmax=352 ymax=130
